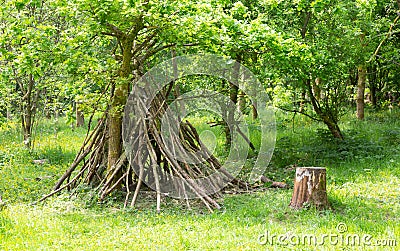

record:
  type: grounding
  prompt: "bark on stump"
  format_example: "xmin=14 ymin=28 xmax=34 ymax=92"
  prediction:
xmin=289 ymin=167 xmax=328 ymax=209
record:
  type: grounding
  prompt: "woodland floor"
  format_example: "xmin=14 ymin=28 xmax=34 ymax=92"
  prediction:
xmin=0 ymin=108 xmax=399 ymax=250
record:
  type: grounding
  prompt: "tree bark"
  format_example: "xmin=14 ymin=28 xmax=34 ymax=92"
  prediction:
xmin=21 ymin=74 xmax=36 ymax=148
xmin=289 ymin=167 xmax=328 ymax=209
xmin=306 ymin=80 xmax=344 ymax=139
xmin=252 ymin=103 xmax=258 ymax=119
xmin=300 ymin=12 xmax=312 ymax=39
xmin=76 ymin=101 xmax=85 ymax=127
xmin=313 ymin=78 xmax=322 ymax=101
xmin=322 ymin=115 xmax=343 ymax=139
xmin=356 ymin=65 xmax=367 ymax=120
xmin=226 ymin=55 xmax=242 ymax=144
xmin=107 ymin=35 xmax=134 ymax=173
xmin=298 ymin=90 xmax=306 ymax=113
xmin=6 ymin=106 xmax=12 ymax=120
xmin=237 ymin=90 xmax=246 ymax=114
xmin=367 ymin=65 xmax=377 ymax=107
xmin=370 ymin=84 xmax=377 ymax=107
xmin=171 ymin=49 xmax=184 ymax=118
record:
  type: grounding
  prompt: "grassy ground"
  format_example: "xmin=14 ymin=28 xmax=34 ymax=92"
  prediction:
xmin=0 ymin=109 xmax=399 ymax=250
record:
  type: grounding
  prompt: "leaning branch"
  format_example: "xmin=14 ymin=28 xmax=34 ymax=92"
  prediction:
xmin=277 ymin=106 xmax=321 ymax=122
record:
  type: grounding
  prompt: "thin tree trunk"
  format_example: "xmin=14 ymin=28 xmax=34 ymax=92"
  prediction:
xmin=321 ymin=114 xmax=343 ymax=139
xmin=171 ymin=49 xmax=184 ymax=118
xmin=356 ymin=65 xmax=367 ymax=120
xmin=225 ymin=56 xmax=241 ymax=146
xmin=6 ymin=107 xmax=12 ymax=120
xmin=21 ymin=74 xmax=35 ymax=148
xmin=368 ymin=65 xmax=377 ymax=107
xmin=306 ymin=80 xmax=344 ymax=139
xmin=229 ymin=65 xmax=240 ymax=105
xmin=237 ymin=90 xmax=246 ymax=114
xmin=252 ymin=103 xmax=258 ymax=119
xmin=313 ymin=78 xmax=322 ymax=101
xmin=299 ymin=10 xmax=342 ymax=139
xmin=298 ymin=90 xmax=306 ymax=113
xmin=370 ymin=83 xmax=377 ymax=107
xmin=76 ymin=101 xmax=85 ymax=127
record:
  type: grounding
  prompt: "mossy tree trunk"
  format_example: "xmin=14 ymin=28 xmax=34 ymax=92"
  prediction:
xmin=107 ymin=34 xmax=135 ymax=174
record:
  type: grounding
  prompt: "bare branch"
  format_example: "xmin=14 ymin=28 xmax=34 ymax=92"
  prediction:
xmin=105 ymin=23 xmax=125 ymax=38
xmin=300 ymin=11 xmax=312 ymax=39
xmin=277 ymin=106 xmax=321 ymax=122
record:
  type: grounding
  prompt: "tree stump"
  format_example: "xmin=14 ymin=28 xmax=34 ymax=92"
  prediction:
xmin=289 ymin=167 xmax=328 ymax=209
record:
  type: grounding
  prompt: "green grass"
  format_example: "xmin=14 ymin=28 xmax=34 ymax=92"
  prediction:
xmin=0 ymin=110 xmax=399 ymax=250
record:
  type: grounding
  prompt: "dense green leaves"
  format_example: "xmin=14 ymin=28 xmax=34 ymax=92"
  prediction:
xmin=0 ymin=0 xmax=399 ymax=139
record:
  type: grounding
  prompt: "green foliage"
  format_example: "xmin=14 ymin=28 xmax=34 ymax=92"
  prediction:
xmin=0 ymin=212 xmax=13 ymax=236
xmin=271 ymin=108 xmax=399 ymax=165
xmin=0 ymin=118 xmax=85 ymax=202
xmin=2 ymin=0 xmax=399 ymax=141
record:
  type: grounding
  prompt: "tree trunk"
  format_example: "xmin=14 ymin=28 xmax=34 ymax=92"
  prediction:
xmin=313 ymin=78 xmax=322 ymax=101
xmin=225 ymin=56 xmax=241 ymax=146
xmin=237 ymin=63 xmax=249 ymax=114
xmin=367 ymin=65 xmax=377 ymax=107
xmin=356 ymin=65 xmax=367 ymax=120
xmin=21 ymin=74 xmax=36 ymax=148
xmin=171 ymin=49 xmax=184 ymax=118
xmin=107 ymin=36 xmax=134 ymax=175
xmin=6 ymin=106 xmax=12 ymax=120
xmin=289 ymin=167 xmax=328 ymax=209
xmin=370 ymin=83 xmax=377 ymax=107
xmin=299 ymin=11 xmax=343 ymax=139
xmin=237 ymin=90 xmax=246 ymax=114
xmin=306 ymin=80 xmax=344 ymax=139
xmin=75 ymin=101 xmax=85 ymax=127
xmin=252 ymin=103 xmax=258 ymax=119
xmin=298 ymin=90 xmax=306 ymax=113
